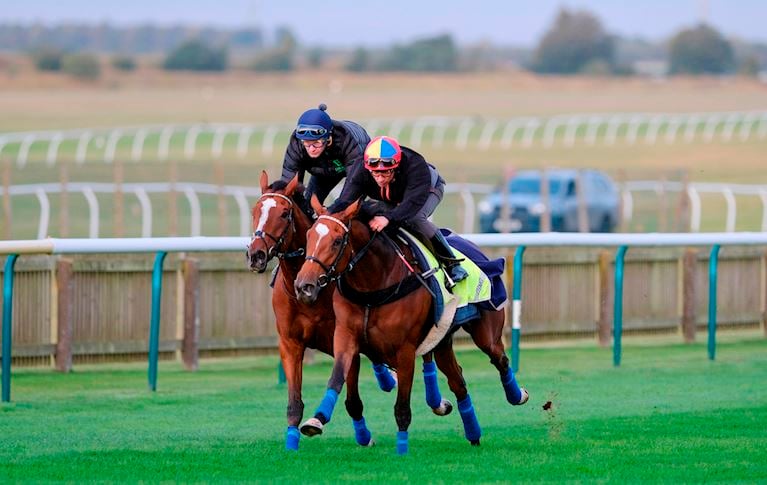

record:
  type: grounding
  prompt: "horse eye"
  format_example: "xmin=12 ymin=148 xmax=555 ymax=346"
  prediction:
xmin=280 ymin=210 xmax=290 ymax=219
xmin=332 ymin=237 xmax=343 ymax=247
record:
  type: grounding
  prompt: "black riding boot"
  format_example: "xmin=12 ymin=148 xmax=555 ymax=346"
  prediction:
xmin=429 ymin=232 xmax=468 ymax=288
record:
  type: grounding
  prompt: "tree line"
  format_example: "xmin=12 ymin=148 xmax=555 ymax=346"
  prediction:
xmin=5 ymin=8 xmax=766 ymax=79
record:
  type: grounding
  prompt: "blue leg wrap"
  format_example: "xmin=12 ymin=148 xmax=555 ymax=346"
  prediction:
xmin=423 ymin=361 xmax=443 ymax=409
xmin=315 ymin=388 xmax=339 ymax=423
xmin=285 ymin=426 xmax=300 ymax=451
xmin=353 ymin=417 xmax=372 ymax=446
xmin=502 ymin=367 xmax=523 ymax=404
xmin=396 ymin=430 xmax=409 ymax=455
xmin=373 ymin=363 xmax=396 ymax=392
xmin=457 ymin=395 xmax=482 ymax=443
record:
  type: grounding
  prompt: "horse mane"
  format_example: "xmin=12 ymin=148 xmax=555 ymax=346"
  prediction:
xmin=264 ymin=179 xmax=313 ymax=220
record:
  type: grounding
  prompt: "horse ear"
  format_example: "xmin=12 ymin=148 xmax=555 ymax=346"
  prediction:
xmin=259 ymin=171 xmax=269 ymax=193
xmin=342 ymin=198 xmax=363 ymax=220
xmin=286 ymin=174 xmax=299 ymax=196
xmin=311 ymin=194 xmax=327 ymax=216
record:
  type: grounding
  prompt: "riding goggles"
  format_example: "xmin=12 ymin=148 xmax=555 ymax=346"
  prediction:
xmin=296 ymin=124 xmax=329 ymax=139
xmin=365 ymin=158 xmax=398 ymax=169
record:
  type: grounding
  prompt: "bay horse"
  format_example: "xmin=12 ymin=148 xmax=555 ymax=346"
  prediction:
xmin=294 ymin=197 xmax=528 ymax=454
xmin=246 ymin=172 xmax=451 ymax=451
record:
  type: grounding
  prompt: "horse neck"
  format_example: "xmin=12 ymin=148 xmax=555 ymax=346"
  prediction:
xmin=344 ymin=221 xmax=410 ymax=292
xmin=278 ymin=199 xmax=313 ymax=279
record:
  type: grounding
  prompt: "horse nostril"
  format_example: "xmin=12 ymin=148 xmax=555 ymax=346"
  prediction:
xmin=296 ymin=283 xmax=314 ymax=297
xmin=256 ymin=251 xmax=267 ymax=263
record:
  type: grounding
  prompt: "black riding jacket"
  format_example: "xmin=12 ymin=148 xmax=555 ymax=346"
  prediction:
xmin=327 ymin=146 xmax=433 ymax=224
xmin=281 ymin=120 xmax=370 ymax=183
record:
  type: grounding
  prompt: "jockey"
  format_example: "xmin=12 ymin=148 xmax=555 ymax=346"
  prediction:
xmin=281 ymin=103 xmax=370 ymax=213
xmin=327 ymin=135 xmax=469 ymax=288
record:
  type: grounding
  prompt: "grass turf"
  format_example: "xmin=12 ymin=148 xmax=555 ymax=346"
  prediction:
xmin=1 ymin=337 xmax=766 ymax=482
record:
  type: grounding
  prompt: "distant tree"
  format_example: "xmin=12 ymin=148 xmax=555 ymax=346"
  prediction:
xmin=252 ymin=49 xmax=293 ymax=71
xmin=307 ymin=48 xmax=323 ymax=69
xmin=111 ymin=55 xmax=136 ymax=71
xmin=163 ymin=39 xmax=228 ymax=71
xmin=32 ymin=47 xmax=64 ymax=71
xmin=669 ymin=24 xmax=734 ymax=75
xmin=378 ymin=34 xmax=458 ymax=71
xmin=532 ymin=8 xmax=615 ymax=74
xmin=61 ymin=53 xmax=101 ymax=80
xmin=274 ymin=27 xmax=297 ymax=52
xmin=345 ymin=47 xmax=370 ymax=72
xmin=229 ymin=29 xmax=264 ymax=49
xmin=458 ymin=42 xmax=497 ymax=71
xmin=251 ymin=26 xmax=296 ymax=72
xmin=738 ymin=56 xmax=760 ymax=77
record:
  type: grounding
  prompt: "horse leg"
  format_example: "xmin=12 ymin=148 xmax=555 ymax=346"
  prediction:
xmin=279 ymin=339 xmax=305 ymax=450
xmin=393 ymin=350 xmax=416 ymax=455
xmin=433 ymin=338 xmax=482 ymax=446
xmin=466 ymin=310 xmax=529 ymax=406
xmin=300 ymin=329 xmax=358 ymax=437
xmin=372 ymin=361 xmax=397 ymax=392
xmin=345 ymin=354 xmax=374 ymax=446
xmin=421 ymin=352 xmax=453 ymax=416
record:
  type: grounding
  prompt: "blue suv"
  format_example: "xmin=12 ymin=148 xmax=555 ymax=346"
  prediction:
xmin=477 ymin=169 xmax=620 ymax=233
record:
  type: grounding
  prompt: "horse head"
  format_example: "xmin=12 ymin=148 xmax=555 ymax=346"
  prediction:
xmin=247 ymin=171 xmax=305 ymax=273
xmin=294 ymin=196 xmax=362 ymax=304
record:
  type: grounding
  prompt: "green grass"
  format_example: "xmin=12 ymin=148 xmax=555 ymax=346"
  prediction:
xmin=2 ymin=338 xmax=766 ymax=483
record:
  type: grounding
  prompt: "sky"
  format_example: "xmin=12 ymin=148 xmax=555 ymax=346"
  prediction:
xmin=3 ymin=1 xmax=766 ymax=47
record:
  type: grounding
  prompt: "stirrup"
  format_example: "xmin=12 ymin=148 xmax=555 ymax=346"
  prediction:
xmin=444 ymin=272 xmax=456 ymax=289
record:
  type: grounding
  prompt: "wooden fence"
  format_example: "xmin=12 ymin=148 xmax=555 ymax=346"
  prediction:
xmin=1 ymin=247 xmax=766 ymax=369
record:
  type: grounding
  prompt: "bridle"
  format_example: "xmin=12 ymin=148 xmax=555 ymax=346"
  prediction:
xmin=304 ymin=214 xmax=352 ymax=288
xmin=249 ymin=192 xmax=303 ymax=261
xmin=304 ymin=213 xmax=380 ymax=288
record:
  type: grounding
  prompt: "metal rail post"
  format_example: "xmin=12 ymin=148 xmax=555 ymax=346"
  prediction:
xmin=708 ymin=245 xmax=721 ymax=360
xmin=148 ymin=251 xmax=168 ymax=391
xmin=511 ymin=246 xmax=526 ymax=372
xmin=2 ymin=254 xmax=18 ymax=402
xmin=613 ymin=246 xmax=628 ymax=367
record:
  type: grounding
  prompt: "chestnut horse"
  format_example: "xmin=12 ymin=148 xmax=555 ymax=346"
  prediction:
xmin=294 ymin=197 xmax=528 ymax=454
xmin=246 ymin=172 xmax=451 ymax=451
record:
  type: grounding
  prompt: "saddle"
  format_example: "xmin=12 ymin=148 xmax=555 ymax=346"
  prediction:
xmin=395 ymin=228 xmax=508 ymax=355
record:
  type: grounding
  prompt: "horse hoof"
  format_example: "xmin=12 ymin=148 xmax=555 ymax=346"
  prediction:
xmin=513 ymin=388 xmax=529 ymax=406
xmin=299 ymin=417 xmax=324 ymax=437
xmin=470 ymin=439 xmax=481 ymax=446
xmin=432 ymin=399 xmax=453 ymax=416
xmin=362 ymin=438 xmax=376 ymax=447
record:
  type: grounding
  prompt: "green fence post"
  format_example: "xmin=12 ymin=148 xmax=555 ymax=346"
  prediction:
xmin=2 ymin=254 xmax=19 ymax=402
xmin=148 ymin=251 xmax=168 ymax=392
xmin=708 ymin=245 xmax=721 ymax=361
xmin=613 ymin=246 xmax=628 ymax=367
xmin=511 ymin=246 xmax=526 ymax=373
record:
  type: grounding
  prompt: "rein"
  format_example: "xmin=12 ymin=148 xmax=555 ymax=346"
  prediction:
xmin=304 ymin=214 xmax=379 ymax=288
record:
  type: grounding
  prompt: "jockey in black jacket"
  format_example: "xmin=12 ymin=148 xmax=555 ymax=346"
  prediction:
xmin=281 ymin=104 xmax=370 ymax=212
xmin=328 ymin=135 xmax=468 ymax=288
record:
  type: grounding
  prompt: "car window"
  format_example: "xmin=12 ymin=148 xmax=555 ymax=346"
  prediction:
xmin=592 ymin=175 xmax=613 ymax=193
xmin=566 ymin=180 xmax=576 ymax=196
xmin=509 ymin=178 xmax=562 ymax=195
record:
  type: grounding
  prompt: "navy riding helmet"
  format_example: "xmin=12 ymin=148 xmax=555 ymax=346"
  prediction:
xmin=295 ymin=103 xmax=333 ymax=141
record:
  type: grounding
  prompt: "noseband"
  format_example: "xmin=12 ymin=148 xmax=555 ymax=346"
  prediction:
xmin=250 ymin=192 xmax=302 ymax=260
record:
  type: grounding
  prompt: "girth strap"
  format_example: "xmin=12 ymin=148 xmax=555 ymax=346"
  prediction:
xmin=337 ymin=273 xmax=423 ymax=307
